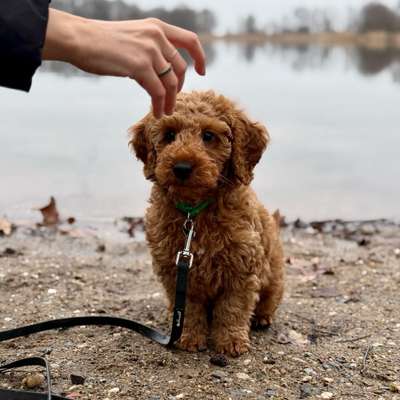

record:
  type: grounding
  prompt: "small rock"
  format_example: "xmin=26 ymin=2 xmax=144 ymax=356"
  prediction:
xmin=96 ymin=244 xmax=106 ymax=253
xmin=22 ymin=373 xmax=45 ymax=389
xmin=236 ymin=372 xmax=251 ymax=380
xmin=323 ymin=377 xmax=334 ymax=384
xmin=300 ymin=383 xmax=316 ymax=398
xmin=357 ymin=238 xmax=370 ymax=247
xmin=319 ymin=392 xmax=334 ymax=399
xmin=211 ymin=370 xmax=227 ymax=380
xmin=175 ymin=394 xmax=185 ymax=399
xmin=264 ymin=389 xmax=276 ymax=398
xmin=108 ymin=387 xmax=120 ymax=394
xmin=209 ymin=353 xmax=228 ymax=367
xmin=276 ymin=332 xmax=290 ymax=344
xmin=47 ymin=288 xmax=57 ymax=295
xmin=3 ymin=247 xmax=17 ymax=255
xmin=243 ymin=358 xmax=251 ymax=366
xmin=394 ymin=248 xmax=400 ymax=258
xmin=70 ymin=373 xmax=85 ymax=385
xmin=304 ymin=368 xmax=317 ymax=376
xmin=263 ymin=355 xmax=275 ymax=364
xmin=302 ymin=375 xmax=313 ymax=382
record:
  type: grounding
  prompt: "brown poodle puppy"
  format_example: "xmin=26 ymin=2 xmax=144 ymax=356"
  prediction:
xmin=130 ymin=91 xmax=284 ymax=356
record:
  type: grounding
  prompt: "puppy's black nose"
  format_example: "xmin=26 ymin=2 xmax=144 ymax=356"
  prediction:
xmin=173 ymin=162 xmax=193 ymax=181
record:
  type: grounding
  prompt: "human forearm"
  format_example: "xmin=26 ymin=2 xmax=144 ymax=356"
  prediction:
xmin=42 ymin=8 xmax=86 ymax=65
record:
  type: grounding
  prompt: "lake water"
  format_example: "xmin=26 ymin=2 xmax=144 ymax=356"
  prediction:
xmin=1 ymin=42 xmax=399 ymax=223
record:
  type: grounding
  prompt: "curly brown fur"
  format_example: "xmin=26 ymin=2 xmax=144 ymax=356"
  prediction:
xmin=129 ymin=91 xmax=284 ymax=357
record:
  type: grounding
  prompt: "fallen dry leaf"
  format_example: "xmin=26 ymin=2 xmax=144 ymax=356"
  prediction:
xmin=0 ymin=218 xmax=13 ymax=236
xmin=37 ymin=196 xmax=60 ymax=226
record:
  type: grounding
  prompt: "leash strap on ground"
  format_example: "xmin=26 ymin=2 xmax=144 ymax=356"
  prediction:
xmin=0 ymin=258 xmax=190 ymax=400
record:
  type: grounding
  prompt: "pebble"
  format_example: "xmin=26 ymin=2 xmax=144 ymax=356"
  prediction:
xmin=209 ymin=353 xmax=228 ymax=367
xmin=263 ymin=355 xmax=275 ymax=365
xmin=108 ymin=387 xmax=120 ymax=394
xmin=302 ymin=375 xmax=313 ymax=382
xmin=243 ymin=358 xmax=252 ymax=366
xmin=304 ymin=368 xmax=317 ymax=376
xmin=70 ymin=373 xmax=86 ymax=385
xmin=22 ymin=373 xmax=45 ymax=389
xmin=211 ymin=370 xmax=227 ymax=380
xmin=319 ymin=392 xmax=334 ymax=399
xmin=300 ymin=383 xmax=315 ymax=398
xmin=264 ymin=389 xmax=277 ymax=398
xmin=236 ymin=372 xmax=251 ymax=380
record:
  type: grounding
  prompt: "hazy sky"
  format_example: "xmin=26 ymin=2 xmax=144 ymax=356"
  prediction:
xmin=129 ymin=0 xmax=400 ymax=32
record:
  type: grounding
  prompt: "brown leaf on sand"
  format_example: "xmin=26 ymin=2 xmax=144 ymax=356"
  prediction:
xmin=0 ymin=218 xmax=13 ymax=236
xmin=38 ymin=196 xmax=60 ymax=226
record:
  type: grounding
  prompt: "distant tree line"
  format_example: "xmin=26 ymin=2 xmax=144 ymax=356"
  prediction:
xmin=51 ymin=0 xmax=217 ymax=33
xmin=240 ymin=2 xmax=400 ymax=35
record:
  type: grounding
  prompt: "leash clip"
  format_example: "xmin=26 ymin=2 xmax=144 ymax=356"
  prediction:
xmin=176 ymin=215 xmax=195 ymax=269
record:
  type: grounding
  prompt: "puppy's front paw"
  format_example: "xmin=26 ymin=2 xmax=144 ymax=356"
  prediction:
xmin=178 ymin=333 xmax=207 ymax=352
xmin=251 ymin=315 xmax=273 ymax=330
xmin=214 ymin=336 xmax=250 ymax=357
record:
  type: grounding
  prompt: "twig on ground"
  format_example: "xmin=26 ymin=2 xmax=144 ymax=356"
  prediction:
xmin=335 ymin=334 xmax=371 ymax=343
xmin=360 ymin=344 xmax=373 ymax=375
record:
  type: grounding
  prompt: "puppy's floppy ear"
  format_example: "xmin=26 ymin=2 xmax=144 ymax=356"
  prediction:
xmin=229 ymin=112 xmax=269 ymax=185
xmin=129 ymin=118 xmax=156 ymax=181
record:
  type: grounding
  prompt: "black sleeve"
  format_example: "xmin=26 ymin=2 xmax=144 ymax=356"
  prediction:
xmin=0 ymin=0 xmax=50 ymax=92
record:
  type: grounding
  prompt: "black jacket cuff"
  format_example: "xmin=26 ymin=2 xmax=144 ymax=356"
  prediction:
xmin=0 ymin=0 xmax=50 ymax=91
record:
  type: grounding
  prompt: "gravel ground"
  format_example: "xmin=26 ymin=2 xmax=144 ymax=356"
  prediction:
xmin=0 ymin=221 xmax=399 ymax=400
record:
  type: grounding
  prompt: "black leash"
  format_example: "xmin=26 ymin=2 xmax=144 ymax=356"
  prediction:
xmin=0 ymin=218 xmax=195 ymax=400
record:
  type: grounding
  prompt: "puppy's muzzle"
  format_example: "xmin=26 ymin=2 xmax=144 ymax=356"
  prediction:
xmin=173 ymin=162 xmax=193 ymax=181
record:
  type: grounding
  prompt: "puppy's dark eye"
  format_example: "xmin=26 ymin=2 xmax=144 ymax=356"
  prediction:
xmin=202 ymin=131 xmax=215 ymax=143
xmin=164 ymin=130 xmax=176 ymax=143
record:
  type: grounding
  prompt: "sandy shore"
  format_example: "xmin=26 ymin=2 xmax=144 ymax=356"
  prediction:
xmin=0 ymin=220 xmax=399 ymax=399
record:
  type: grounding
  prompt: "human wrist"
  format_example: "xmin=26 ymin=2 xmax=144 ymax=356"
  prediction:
xmin=42 ymin=9 xmax=89 ymax=65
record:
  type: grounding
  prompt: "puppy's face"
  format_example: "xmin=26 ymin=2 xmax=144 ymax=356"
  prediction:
xmin=130 ymin=91 xmax=269 ymax=203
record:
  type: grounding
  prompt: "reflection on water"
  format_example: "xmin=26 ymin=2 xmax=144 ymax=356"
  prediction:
xmin=1 ymin=42 xmax=399 ymax=222
xmin=42 ymin=41 xmax=400 ymax=84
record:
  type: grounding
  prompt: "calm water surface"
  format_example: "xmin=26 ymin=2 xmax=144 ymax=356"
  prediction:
xmin=1 ymin=43 xmax=399 ymax=222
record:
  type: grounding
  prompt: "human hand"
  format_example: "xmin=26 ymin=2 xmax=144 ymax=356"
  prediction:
xmin=42 ymin=10 xmax=206 ymax=118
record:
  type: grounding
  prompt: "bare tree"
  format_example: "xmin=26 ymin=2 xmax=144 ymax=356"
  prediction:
xmin=51 ymin=0 xmax=216 ymax=34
